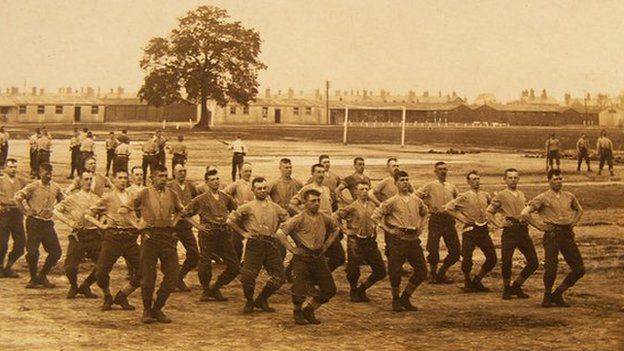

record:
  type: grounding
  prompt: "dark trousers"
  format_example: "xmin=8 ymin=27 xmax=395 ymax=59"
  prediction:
xmin=64 ymin=229 xmax=101 ymax=288
xmin=141 ymin=155 xmax=157 ymax=185
xmin=599 ymin=149 xmax=613 ymax=171
xmin=171 ymin=154 xmax=187 ymax=178
xmin=543 ymin=226 xmax=585 ymax=292
xmin=25 ymin=217 xmax=62 ymax=279
xmin=291 ymin=252 xmax=336 ymax=305
xmin=70 ymin=147 xmax=81 ymax=177
xmin=0 ymin=143 xmax=8 ymax=168
xmin=426 ymin=213 xmax=460 ymax=267
xmin=241 ymin=237 xmax=285 ymax=301
xmin=197 ymin=229 xmax=241 ymax=289
xmin=0 ymin=209 xmax=25 ymax=268
xmin=157 ymin=149 xmax=166 ymax=167
xmin=547 ymin=150 xmax=560 ymax=169
xmin=325 ymin=232 xmax=345 ymax=272
xmin=232 ymin=231 xmax=244 ymax=262
xmin=140 ymin=227 xmax=179 ymax=311
xmin=461 ymin=225 xmax=497 ymax=277
xmin=113 ymin=155 xmax=129 ymax=174
xmin=386 ymin=235 xmax=427 ymax=288
xmin=231 ymin=152 xmax=244 ymax=181
xmin=105 ymin=149 xmax=116 ymax=175
xmin=577 ymin=148 xmax=591 ymax=171
xmin=29 ymin=148 xmax=38 ymax=176
xmin=345 ymin=236 xmax=386 ymax=289
xmin=501 ymin=225 xmax=538 ymax=281
xmin=96 ymin=229 xmax=141 ymax=290
xmin=175 ymin=222 xmax=199 ymax=281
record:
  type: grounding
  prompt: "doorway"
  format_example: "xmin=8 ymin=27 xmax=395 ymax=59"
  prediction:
xmin=275 ymin=108 xmax=281 ymax=124
xmin=74 ymin=106 xmax=81 ymax=122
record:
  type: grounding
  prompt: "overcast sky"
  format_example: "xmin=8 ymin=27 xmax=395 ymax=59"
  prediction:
xmin=1 ymin=0 xmax=623 ymax=101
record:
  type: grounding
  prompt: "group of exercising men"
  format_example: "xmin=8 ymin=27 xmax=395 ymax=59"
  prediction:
xmin=0 ymin=132 xmax=593 ymax=326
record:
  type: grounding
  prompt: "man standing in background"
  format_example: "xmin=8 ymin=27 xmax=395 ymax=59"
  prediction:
xmin=68 ymin=128 xmax=81 ymax=179
xmin=545 ymin=134 xmax=561 ymax=171
xmin=28 ymin=128 xmax=41 ymax=178
xmin=597 ymin=129 xmax=615 ymax=176
xmin=105 ymin=132 xmax=120 ymax=177
xmin=575 ymin=134 xmax=591 ymax=172
xmin=168 ymin=135 xmax=188 ymax=177
xmin=228 ymin=135 xmax=247 ymax=181
xmin=0 ymin=158 xmax=27 ymax=278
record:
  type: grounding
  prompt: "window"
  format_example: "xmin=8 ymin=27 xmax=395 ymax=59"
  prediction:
xmin=305 ymin=107 xmax=312 ymax=115
xmin=242 ymin=106 xmax=249 ymax=114
xmin=229 ymin=106 xmax=236 ymax=115
xmin=55 ymin=105 xmax=63 ymax=114
xmin=1 ymin=107 xmax=9 ymax=114
xmin=18 ymin=105 xmax=26 ymax=114
xmin=262 ymin=107 xmax=268 ymax=117
xmin=293 ymin=107 xmax=300 ymax=115
xmin=37 ymin=105 xmax=45 ymax=114
xmin=91 ymin=105 xmax=99 ymax=114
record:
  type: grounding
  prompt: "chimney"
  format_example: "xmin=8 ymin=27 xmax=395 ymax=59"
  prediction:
xmin=117 ymin=87 xmax=124 ymax=95
xmin=67 ymin=87 xmax=72 ymax=94
xmin=31 ymin=87 xmax=37 ymax=96
xmin=314 ymin=89 xmax=321 ymax=100
xmin=97 ymin=87 xmax=101 ymax=97
xmin=564 ymin=93 xmax=571 ymax=105
xmin=265 ymin=88 xmax=271 ymax=98
xmin=86 ymin=87 xmax=94 ymax=96
xmin=6 ymin=88 xmax=10 ymax=94
xmin=408 ymin=90 xmax=415 ymax=101
xmin=10 ymin=87 xmax=19 ymax=95
xmin=363 ymin=90 xmax=369 ymax=100
xmin=380 ymin=89 xmax=386 ymax=100
xmin=39 ymin=88 xmax=44 ymax=95
xmin=423 ymin=91 xmax=429 ymax=97
xmin=335 ymin=90 xmax=341 ymax=97
xmin=110 ymin=88 xmax=114 ymax=94
xmin=299 ymin=90 xmax=303 ymax=95
xmin=277 ymin=90 xmax=282 ymax=96
xmin=287 ymin=88 xmax=294 ymax=99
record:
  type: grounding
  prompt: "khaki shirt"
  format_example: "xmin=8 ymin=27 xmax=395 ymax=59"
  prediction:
xmin=545 ymin=138 xmax=560 ymax=152
xmin=228 ymin=199 xmax=289 ymax=237
xmin=415 ymin=180 xmax=458 ymax=213
xmin=223 ymin=179 xmax=254 ymax=206
xmin=133 ymin=186 xmax=183 ymax=228
xmin=115 ymin=143 xmax=130 ymax=157
xmin=336 ymin=199 xmax=377 ymax=238
xmin=56 ymin=190 xmax=100 ymax=229
xmin=69 ymin=136 xmax=81 ymax=149
xmin=36 ymin=135 xmax=52 ymax=152
xmin=67 ymin=173 xmax=111 ymax=197
xmin=142 ymin=139 xmax=158 ymax=155
xmin=527 ymin=190 xmax=582 ymax=226
xmin=168 ymin=180 xmax=198 ymax=206
xmin=341 ymin=173 xmax=371 ymax=199
xmin=487 ymin=189 xmax=526 ymax=221
xmin=80 ymin=138 xmax=95 ymax=153
xmin=372 ymin=176 xmax=398 ymax=203
xmin=105 ymin=137 xmax=120 ymax=150
xmin=445 ymin=189 xmax=491 ymax=225
xmin=372 ymin=194 xmax=428 ymax=240
xmin=182 ymin=191 xmax=237 ymax=228
xmin=268 ymin=176 xmax=303 ymax=209
xmin=281 ymin=211 xmax=338 ymax=250
xmin=169 ymin=142 xmax=187 ymax=156
xmin=0 ymin=175 xmax=28 ymax=207
xmin=14 ymin=180 xmax=65 ymax=221
xmin=90 ymin=189 xmax=137 ymax=228
xmin=596 ymin=136 xmax=613 ymax=151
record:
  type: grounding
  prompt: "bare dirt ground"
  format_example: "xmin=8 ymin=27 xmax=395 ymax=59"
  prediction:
xmin=0 ymin=124 xmax=623 ymax=351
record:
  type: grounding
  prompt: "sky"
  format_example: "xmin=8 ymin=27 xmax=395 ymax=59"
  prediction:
xmin=1 ymin=0 xmax=624 ymax=101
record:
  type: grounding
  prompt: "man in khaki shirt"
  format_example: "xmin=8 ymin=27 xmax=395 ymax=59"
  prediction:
xmin=268 ymin=158 xmax=303 ymax=211
xmin=66 ymin=157 xmax=112 ymax=197
xmin=369 ymin=157 xmax=400 ymax=205
xmin=167 ymin=134 xmax=188 ymax=176
xmin=415 ymin=161 xmax=460 ymax=284
xmin=276 ymin=188 xmax=340 ymax=325
xmin=0 ymin=158 xmax=28 ymax=278
xmin=487 ymin=169 xmax=538 ymax=300
xmin=105 ymin=132 xmax=120 ymax=177
xmin=227 ymin=177 xmax=289 ymax=313
xmin=14 ymin=162 xmax=65 ymax=289
xmin=336 ymin=182 xmax=386 ymax=303
xmin=545 ymin=133 xmax=561 ymax=171
xmin=141 ymin=134 xmax=158 ymax=185
xmin=575 ymin=134 xmax=592 ymax=172
xmin=522 ymin=169 xmax=585 ymax=308
xmin=336 ymin=157 xmax=371 ymax=206
xmin=223 ymin=162 xmax=254 ymax=261
xmin=445 ymin=170 xmax=496 ymax=293
xmin=372 ymin=170 xmax=428 ymax=312
xmin=54 ymin=172 xmax=102 ymax=299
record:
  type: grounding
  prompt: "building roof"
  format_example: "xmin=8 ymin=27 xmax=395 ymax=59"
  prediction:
xmin=0 ymin=95 xmax=15 ymax=107
xmin=6 ymin=94 xmax=104 ymax=105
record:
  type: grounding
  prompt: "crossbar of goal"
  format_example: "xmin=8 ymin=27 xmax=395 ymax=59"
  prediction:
xmin=342 ymin=105 xmax=407 ymax=147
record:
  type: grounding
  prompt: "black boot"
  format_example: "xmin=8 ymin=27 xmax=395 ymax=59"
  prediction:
xmin=542 ymin=292 xmax=555 ymax=308
xmin=357 ymin=286 xmax=371 ymax=302
xmin=399 ymin=294 xmax=418 ymax=312
xmin=392 ymin=298 xmax=404 ymax=312
xmin=77 ymin=284 xmax=98 ymax=299
xmin=101 ymin=294 xmax=114 ymax=311
xmin=502 ymin=285 xmax=512 ymax=300
xmin=67 ymin=285 xmax=78 ymax=299
xmin=510 ymin=283 xmax=530 ymax=299
xmin=142 ymin=309 xmax=156 ymax=324
xmin=350 ymin=288 xmax=362 ymax=302
xmin=38 ymin=275 xmax=56 ymax=289
xmin=293 ymin=309 xmax=307 ymax=325
xmin=551 ymin=292 xmax=571 ymax=307
xmin=151 ymin=309 xmax=172 ymax=323
xmin=243 ymin=300 xmax=255 ymax=314
xmin=302 ymin=306 xmax=321 ymax=325
xmin=114 ymin=291 xmax=136 ymax=310
xmin=209 ymin=285 xmax=228 ymax=302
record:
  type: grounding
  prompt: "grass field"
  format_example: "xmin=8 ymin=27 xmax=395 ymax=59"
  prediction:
xmin=0 ymin=124 xmax=622 ymax=351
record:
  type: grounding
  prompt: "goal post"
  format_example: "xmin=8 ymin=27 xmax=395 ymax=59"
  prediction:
xmin=342 ymin=105 xmax=407 ymax=146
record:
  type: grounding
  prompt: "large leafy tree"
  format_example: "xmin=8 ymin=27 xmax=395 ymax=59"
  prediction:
xmin=139 ymin=6 xmax=266 ymax=129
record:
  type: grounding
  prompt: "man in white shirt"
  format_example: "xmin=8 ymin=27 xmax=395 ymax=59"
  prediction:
xmin=228 ymin=135 xmax=247 ymax=182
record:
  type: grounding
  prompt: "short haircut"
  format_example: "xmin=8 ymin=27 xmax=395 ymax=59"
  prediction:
xmin=434 ymin=161 xmax=447 ymax=168
xmin=504 ymin=168 xmax=519 ymax=176
xmin=252 ymin=177 xmax=267 ymax=188
xmin=547 ymin=169 xmax=562 ymax=180
xmin=204 ymin=169 xmax=218 ymax=180
xmin=318 ymin=154 xmax=330 ymax=162
xmin=302 ymin=188 xmax=321 ymax=200
xmin=386 ymin=157 xmax=398 ymax=165
xmin=6 ymin=158 xmax=17 ymax=164
xmin=38 ymin=162 xmax=53 ymax=172
xmin=83 ymin=157 xmax=96 ymax=165
xmin=279 ymin=158 xmax=291 ymax=165
xmin=466 ymin=170 xmax=479 ymax=180
xmin=310 ymin=163 xmax=324 ymax=174
xmin=114 ymin=169 xmax=128 ymax=177
xmin=109 ymin=131 xmax=114 ymax=135
xmin=152 ymin=164 xmax=168 ymax=174
xmin=87 ymin=131 xmax=93 ymax=137
xmin=131 ymin=165 xmax=142 ymax=174
xmin=353 ymin=157 xmax=364 ymax=164
xmin=122 ymin=129 xmax=128 ymax=133
xmin=356 ymin=181 xmax=370 ymax=188
xmin=394 ymin=170 xmax=409 ymax=181
xmin=82 ymin=127 xmax=88 ymax=132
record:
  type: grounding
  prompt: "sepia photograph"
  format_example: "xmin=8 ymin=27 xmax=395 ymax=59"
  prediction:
xmin=0 ymin=1 xmax=623 ymax=350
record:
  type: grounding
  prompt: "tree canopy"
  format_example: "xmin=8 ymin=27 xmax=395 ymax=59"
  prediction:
xmin=138 ymin=5 xmax=266 ymax=128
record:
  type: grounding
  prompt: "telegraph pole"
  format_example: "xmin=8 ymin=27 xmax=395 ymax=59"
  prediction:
xmin=325 ymin=80 xmax=330 ymax=124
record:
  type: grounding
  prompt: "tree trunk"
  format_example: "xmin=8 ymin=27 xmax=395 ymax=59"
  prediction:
xmin=193 ymin=95 xmax=211 ymax=129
